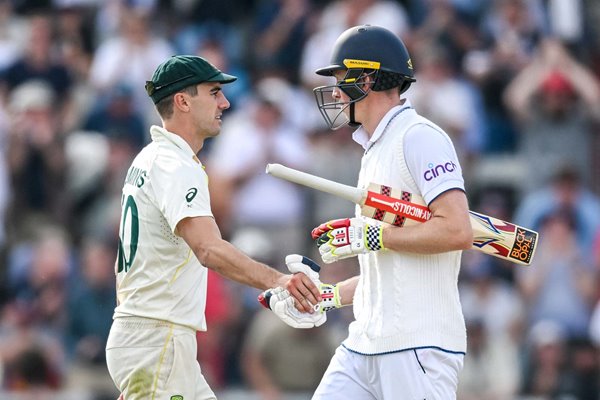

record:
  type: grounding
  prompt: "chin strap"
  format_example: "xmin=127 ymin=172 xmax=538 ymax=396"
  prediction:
xmin=348 ymin=102 xmax=361 ymax=127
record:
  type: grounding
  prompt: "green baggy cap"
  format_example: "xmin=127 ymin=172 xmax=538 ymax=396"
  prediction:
xmin=145 ymin=55 xmax=237 ymax=104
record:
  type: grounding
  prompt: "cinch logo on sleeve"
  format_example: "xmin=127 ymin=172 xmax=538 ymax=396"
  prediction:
xmin=424 ymin=161 xmax=457 ymax=181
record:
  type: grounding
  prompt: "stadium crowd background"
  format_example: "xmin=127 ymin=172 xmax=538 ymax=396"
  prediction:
xmin=0 ymin=0 xmax=599 ymax=398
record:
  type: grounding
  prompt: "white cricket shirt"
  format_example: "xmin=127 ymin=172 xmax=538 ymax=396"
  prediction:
xmin=345 ymin=101 xmax=467 ymax=355
xmin=113 ymin=125 xmax=212 ymax=331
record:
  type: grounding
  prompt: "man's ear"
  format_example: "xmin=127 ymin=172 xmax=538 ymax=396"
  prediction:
xmin=360 ymin=72 xmax=375 ymax=89
xmin=173 ymin=92 xmax=190 ymax=112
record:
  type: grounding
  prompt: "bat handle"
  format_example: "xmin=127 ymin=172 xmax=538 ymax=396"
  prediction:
xmin=266 ymin=163 xmax=365 ymax=205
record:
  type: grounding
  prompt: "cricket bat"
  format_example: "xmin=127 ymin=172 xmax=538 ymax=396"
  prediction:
xmin=266 ymin=163 xmax=538 ymax=266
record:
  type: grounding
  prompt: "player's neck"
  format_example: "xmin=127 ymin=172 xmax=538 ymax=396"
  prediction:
xmin=163 ymin=119 xmax=205 ymax=153
xmin=361 ymin=95 xmax=403 ymax=138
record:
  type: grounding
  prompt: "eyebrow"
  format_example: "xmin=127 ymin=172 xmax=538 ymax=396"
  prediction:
xmin=209 ymin=85 xmax=222 ymax=94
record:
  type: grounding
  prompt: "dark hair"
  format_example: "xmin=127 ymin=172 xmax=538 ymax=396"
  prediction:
xmin=155 ymin=85 xmax=199 ymax=119
xmin=537 ymin=206 xmax=578 ymax=231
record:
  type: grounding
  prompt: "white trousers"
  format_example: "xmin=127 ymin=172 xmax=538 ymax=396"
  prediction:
xmin=106 ymin=317 xmax=216 ymax=400
xmin=313 ymin=346 xmax=464 ymax=400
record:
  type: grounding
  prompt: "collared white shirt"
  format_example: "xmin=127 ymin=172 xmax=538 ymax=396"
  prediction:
xmin=113 ymin=125 xmax=211 ymax=331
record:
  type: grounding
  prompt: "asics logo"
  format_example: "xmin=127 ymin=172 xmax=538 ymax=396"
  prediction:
xmin=186 ymin=188 xmax=198 ymax=203
xmin=424 ymin=161 xmax=457 ymax=181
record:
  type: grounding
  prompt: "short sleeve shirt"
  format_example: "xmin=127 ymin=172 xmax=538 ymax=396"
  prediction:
xmin=113 ymin=125 xmax=212 ymax=331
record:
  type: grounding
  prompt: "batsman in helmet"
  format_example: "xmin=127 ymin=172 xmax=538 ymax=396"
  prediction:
xmin=264 ymin=25 xmax=473 ymax=399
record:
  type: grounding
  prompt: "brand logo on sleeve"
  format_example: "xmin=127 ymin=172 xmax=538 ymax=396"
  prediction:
xmin=424 ymin=161 xmax=457 ymax=181
xmin=186 ymin=188 xmax=198 ymax=203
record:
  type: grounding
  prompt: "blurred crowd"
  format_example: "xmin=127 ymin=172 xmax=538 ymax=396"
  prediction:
xmin=0 ymin=0 xmax=599 ymax=399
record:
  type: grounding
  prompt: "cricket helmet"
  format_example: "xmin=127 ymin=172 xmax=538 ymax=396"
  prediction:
xmin=314 ymin=25 xmax=416 ymax=130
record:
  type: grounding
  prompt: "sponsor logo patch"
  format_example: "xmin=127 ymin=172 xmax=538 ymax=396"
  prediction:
xmin=510 ymin=228 xmax=536 ymax=264
xmin=424 ymin=161 xmax=457 ymax=181
xmin=186 ymin=188 xmax=198 ymax=203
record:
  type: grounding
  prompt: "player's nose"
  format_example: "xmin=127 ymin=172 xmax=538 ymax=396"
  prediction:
xmin=218 ymin=92 xmax=230 ymax=109
xmin=332 ymin=86 xmax=342 ymax=99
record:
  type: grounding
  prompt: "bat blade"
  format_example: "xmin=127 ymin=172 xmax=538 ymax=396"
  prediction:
xmin=266 ymin=163 xmax=538 ymax=266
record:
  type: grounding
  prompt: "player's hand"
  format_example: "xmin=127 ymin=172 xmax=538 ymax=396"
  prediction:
xmin=258 ymin=254 xmax=327 ymax=328
xmin=311 ymin=218 xmax=384 ymax=264
xmin=258 ymin=287 xmax=326 ymax=329
xmin=277 ymin=254 xmax=322 ymax=312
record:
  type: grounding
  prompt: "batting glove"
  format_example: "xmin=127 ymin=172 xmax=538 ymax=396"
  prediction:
xmin=311 ymin=218 xmax=384 ymax=264
xmin=316 ymin=283 xmax=344 ymax=313
xmin=258 ymin=254 xmax=327 ymax=329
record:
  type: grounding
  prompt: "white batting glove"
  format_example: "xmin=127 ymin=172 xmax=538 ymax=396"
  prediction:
xmin=258 ymin=287 xmax=326 ymax=328
xmin=257 ymin=254 xmax=327 ymax=329
xmin=311 ymin=218 xmax=384 ymax=264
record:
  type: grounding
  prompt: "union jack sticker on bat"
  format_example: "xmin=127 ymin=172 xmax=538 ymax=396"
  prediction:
xmin=266 ymin=163 xmax=538 ymax=266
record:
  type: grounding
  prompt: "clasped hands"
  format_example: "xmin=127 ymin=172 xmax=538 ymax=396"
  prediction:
xmin=259 ymin=217 xmax=382 ymax=329
xmin=258 ymin=254 xmax=342 ymax=329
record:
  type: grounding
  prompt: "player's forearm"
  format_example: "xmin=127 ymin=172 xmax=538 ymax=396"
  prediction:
xmin=194 ymin=239 xmax=283 ymax=290
xmin=382 ymin=190 xmax=472 ymax=254
xmin=336 ymin=276 xmax=359 ymax=306
xmin=382 ymin=214 xmax=472 ymax=254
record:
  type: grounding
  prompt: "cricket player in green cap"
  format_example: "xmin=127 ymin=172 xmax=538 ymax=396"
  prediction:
xmin=105 ymin=55 xmax=323 ymax=399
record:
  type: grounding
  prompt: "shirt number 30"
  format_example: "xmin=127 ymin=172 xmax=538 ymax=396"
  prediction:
xmin=117 ymin=195 xmax=139 ymax=273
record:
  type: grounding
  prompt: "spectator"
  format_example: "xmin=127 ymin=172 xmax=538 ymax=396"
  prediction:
xmin=305 ymin=124 xmax=363 ymax=227
xmin=5 ymin=80 xmax=69 ymax=243
xmin=249 ymin=0 xmax=312 ymax=83
xmin=300 ymin=0 xmax=409 ymax=90
xmin=504 ymin=39 xmax=600 ymax=188
xmin=463 ymin=0 xmax=546 ymax=153
xmin=88 ymin=6 xmax=174 ymax=125
xmin=0 ymin=0 xmax=27 ymax=71
xmin=516 ymin=208 xmax=596 ymax=338
xmin=7 ymin=225 xmax=72 ymax=337
xmin=241 ymin=308 xmax=338 ymax=400
xmin=0 ymin=13 xmax=73 ymax=110
xmin=66 ymin=237 xmax=115 ymax=363
xmin=407 ymin=43 xmax=486 ymax=165
xmin=514 ymin=165 xmax=600 ymax=255
xmin=82 ymin=84 xmax=147 ymax=151
xmin=197 ymin=39 xmax=250 ymax=113
xmin=457 ymin=318 xmax=521 ymax=400
xmin=520 ymin=320 xmax=569 ymax=398
xmin=64 ymin=236 xmax=120 ymax=398
xmin=459 ymin=253 xmax=525 ymax=341
xmin=560 ymin=337 xmax=600 ymax=400
xmin=207 ymin=76 xmax=311 ymax=259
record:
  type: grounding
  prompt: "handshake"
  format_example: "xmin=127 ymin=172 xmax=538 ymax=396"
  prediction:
xmin=258 ymin=254 xmax=343 ymax=329
xmin=258 ymin=217 xmax=384 ymax=328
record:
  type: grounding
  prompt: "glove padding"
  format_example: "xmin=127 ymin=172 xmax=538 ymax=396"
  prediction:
xmin=317 ymin=283 xmax=343 ymax=312
xmin=311 ymin=218 xmax=384 ymax=264
xmin=258 ymin=254 xmax=327 ymax=329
